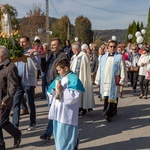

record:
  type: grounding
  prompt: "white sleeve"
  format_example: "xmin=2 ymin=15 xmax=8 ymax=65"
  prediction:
xmin=119 ymin=58 xmax=128 ymax=86
xmin=47 ymin=91 xmax=54 ymax=104
xmin=63 ymin=88 xmax=80 ymax=106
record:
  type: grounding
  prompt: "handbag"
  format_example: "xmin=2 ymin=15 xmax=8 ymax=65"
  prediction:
xmin=130 ymin=66 xmax=139 ymax=72
xmin=115 ymin=75 xmax=121 ymax=86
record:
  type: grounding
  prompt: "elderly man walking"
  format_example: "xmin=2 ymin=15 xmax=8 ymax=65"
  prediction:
xmin=70 ymin=42 xmax=95 ymax=116
xmin=0 ymin=46 xmax=22 ymax=149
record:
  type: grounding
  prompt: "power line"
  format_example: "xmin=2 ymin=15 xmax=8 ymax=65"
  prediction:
xmin=72 ymin=0 xmax=147 ymax=17
xmin=50 ymin=0 xmax=60 ymax=18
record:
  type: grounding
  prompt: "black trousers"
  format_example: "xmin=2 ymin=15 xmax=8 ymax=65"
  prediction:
xmin=139 ymin=75 xmax=149 ymax=96
xmin=0 ymin=109 xmax=21 ymax=147
xmin=103 ymin=96 xmax=118 ymax=118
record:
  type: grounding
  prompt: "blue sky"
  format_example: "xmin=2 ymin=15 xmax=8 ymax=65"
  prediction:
xmin=1 ymin=0 xmax=150 ymax=30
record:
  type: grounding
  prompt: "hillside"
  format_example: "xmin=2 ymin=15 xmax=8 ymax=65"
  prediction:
xmin=93 ymin=29 xmax=127 ymax=44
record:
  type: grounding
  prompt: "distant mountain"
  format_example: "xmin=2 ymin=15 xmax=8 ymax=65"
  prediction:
xmin=17 ymin=17 xmax=58 ymax=26
xmin=93 ymin=29 xmax=127 ymax=44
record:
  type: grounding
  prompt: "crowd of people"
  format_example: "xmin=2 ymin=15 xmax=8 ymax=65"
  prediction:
xmin=0 ymin=34 xmax=150 ymax=150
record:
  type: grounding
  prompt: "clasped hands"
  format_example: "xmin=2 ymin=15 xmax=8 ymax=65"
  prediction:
xmin=53 ymin=83 xmax=63 ymax=95
xmin=141 ymin=63 xmax=147 ymax=67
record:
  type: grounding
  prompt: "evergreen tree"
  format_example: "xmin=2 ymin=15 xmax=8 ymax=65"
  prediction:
xmin=136 ymin=21 xmax=140 ymax=32
xmin=126 ymin=24 xmax=132 ymax=42
xmin=145 ymin=7 xmax=150 ymax=44
xmin=140 ymin=22 xmax=144 ymax=30
xmin=131 ymin=21 xmax=137 ymax=44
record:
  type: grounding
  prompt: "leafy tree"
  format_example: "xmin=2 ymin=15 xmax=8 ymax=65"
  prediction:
xmin=94 ymin=38 xmax=104 ymax=48
xmin=51 ymin=15 xmax=71 ymax=45
xmin=0 ymin=4 xmax=19 ymax=31
xmin=75 ymin=15 xmax=93 ymax=44
xmin=19 ymin=4 xmax=46 ymax=43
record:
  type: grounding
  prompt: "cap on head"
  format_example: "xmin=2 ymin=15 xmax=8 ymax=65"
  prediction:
xmin=81 ymin=44 xmax=88 ymax=50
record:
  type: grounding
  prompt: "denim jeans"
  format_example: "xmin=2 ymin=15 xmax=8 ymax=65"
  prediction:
xmin=129 ymin=71 xmax=139 ymax=90
xmin=41 ymin=71 xmax=46 ymax=96
xmin=20 ymin=96 xmax=28 ymax=110
xmin=43 ymin=86 xmax=53 ymax=136
xmin=12 ymin=83 xmax=36 ymax=127
xmin=44 ymin=119 xmax=53 ymax=137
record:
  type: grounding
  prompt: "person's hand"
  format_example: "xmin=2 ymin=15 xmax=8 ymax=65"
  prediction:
xmin=28 ymin=49 xmax=37 ymax=56
xmin=40 ymin=51 xmax=46 ymax=58
xmin=57 ymin=83 xmax=63 ymax=92
xmin=53 ymin=89 xmax=56 ymax=95
xmin=2 ymin=101 xmax=6 ymax=106
xmin=1 ymin=101 xmax=6 ymax=108
xmin=141 ymin=63 xmax=145 ymax=67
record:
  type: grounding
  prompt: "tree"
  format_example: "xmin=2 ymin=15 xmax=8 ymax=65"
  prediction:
xmin=51 ymin=15 xmax=71 ymax=45
xmin=126 ymin=24 xmax=132 ymax=42
xmin=75 ymin=16 xmax=93 ymax=44
xmin=0 ymin=4 xmax=19 ymax=31
xmin=19 ymin=4 xmax=46 ymax=43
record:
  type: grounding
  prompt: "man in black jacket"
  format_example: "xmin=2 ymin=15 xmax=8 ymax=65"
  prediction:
xmin=40 ymin=38 xmax=67 ymax=141
xmin=0 ymin=46 xmax=21 ymax=149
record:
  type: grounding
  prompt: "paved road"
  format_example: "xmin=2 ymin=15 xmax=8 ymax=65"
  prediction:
xmin=4 ymin=81 xmax=150 ymax=150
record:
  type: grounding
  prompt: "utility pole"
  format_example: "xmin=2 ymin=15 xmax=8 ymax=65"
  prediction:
xmin=67 ymin=22 xmax=70 ymax=40
xmin=46 ymin=0 xmax=49 ymax=44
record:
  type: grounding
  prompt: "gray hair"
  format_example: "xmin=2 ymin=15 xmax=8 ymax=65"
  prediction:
xmin=43 ymin=43 xmax=49 ymax=46
xmin=0 ymin=46 xmax=9 ymax=57
xmin=71 ymin=42 xmax=81 ymax=51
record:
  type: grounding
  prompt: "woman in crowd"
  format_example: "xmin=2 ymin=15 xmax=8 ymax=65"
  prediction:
xmin=128 ymin=44 xmax=140 ymax=92
xmin=62 ymin=40 xmax=73 ymax=60
xmin=137 ymin=47 xmax=150 ymax=99
xmin=117 ymin=45 xmax=126 ymax=98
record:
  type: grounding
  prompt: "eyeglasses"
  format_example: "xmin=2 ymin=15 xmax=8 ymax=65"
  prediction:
xmin=132 ymin=49 xmax=136 ymax=50
xmin=109 ymin=46 xmax=116 ymax=48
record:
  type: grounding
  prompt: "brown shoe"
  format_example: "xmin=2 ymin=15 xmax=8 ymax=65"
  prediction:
xmin=20 ymin=109 xmax=29 ymax=115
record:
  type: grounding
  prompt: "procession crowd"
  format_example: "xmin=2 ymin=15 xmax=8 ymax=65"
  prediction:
xmin=1 ymin=3 xmax=150 ymax=150
xmin=1 ymin=34 xmax=150 ymax=150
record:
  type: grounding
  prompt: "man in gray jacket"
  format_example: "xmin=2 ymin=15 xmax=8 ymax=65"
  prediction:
xmin=12 ymin=35 xmax=41 ymax=130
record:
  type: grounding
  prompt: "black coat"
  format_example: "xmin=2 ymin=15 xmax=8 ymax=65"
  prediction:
xmin=0 ymin=59 xmax=18 ymax=109
xmin=41 ymin=50 xmax=67 ymax=85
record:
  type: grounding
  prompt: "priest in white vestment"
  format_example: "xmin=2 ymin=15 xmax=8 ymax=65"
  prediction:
xmin=96 ymin=40 xmax=127 ymax=122
xmin=70 ymin=42 xmax=95 ymax=116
